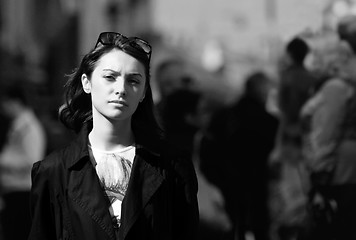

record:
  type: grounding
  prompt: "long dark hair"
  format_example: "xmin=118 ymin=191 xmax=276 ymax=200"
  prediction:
xmin=59 ymin=35 xmax=164 ymax=146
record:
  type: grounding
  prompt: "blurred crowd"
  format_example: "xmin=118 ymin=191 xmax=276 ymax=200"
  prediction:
xmin=153 ymin=14 xmax=356 ymax=240
xmin=1 ymin=11 xmax=356 ymax=240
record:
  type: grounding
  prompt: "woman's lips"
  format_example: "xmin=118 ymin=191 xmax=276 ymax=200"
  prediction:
xmin=109 ymin=100 xmax=128 ymax=107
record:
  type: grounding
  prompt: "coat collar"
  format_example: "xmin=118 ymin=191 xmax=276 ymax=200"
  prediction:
xmin=66 ymin=122 xmax=161 ymax=170
xmin=65 ymin=122 xmax=165 ymax=240
xmin=66 ymin=122 xmax=92 ymax=170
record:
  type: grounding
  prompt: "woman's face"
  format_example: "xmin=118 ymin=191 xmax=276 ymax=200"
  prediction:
xmin=82 ymin=49 xmax=146 ymax=123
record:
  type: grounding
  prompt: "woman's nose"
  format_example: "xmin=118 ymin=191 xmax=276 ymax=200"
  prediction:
xmin=114 ymin=79 xmax=126 ymax=96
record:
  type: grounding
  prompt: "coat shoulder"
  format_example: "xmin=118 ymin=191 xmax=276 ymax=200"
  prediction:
xmin=31 ymin=141 xmax=79 ymax=186
xmin=36 ymin=145 xmax=70 ymax=170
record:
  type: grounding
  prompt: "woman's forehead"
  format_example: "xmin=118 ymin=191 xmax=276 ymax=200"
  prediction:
xmin=96 ymin=49 xmax=146 ymax=73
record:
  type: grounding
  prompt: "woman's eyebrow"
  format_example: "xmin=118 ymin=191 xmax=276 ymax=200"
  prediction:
xmin=101 ymin=69 xmax=143 ymax=78
xmin=102 ymin=69 xmax=117 ymax=73
xmin=127 ymin=72 xmax=143 ymax=78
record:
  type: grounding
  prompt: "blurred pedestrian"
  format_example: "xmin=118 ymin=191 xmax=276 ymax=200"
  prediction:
xmin=158 ymin=88 xmax=201 ymax=157
xmin=269 ymin=37 xmax=318 ymax=240
xmin=300 ymin=36 xmax=356 ymax=240
xmin=274 ymin=36 xmax=318 ymax=164
xmin=28 ymin=31 xmax=199 ymax=240
xmin=0 ymin=82 xmax=47 ymax=240
xmin=153 ymin=58 xmax=195 ymax=119
xmin=198 ymin=71 xmax=279 ymax=240
xmin=190 ymin=93 xmax=232 ymax=240
xmin=154 ymin=58 xmax=189 ymax=104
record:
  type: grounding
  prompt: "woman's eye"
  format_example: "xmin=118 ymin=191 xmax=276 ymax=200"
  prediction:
xmin=104 ymin=75 xmax=115 ymax=81
xmin=128 ymin=78 xmax=140 ymax=85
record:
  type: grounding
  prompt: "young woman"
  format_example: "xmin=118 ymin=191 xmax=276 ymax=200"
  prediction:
xmin=28 ymin=32 xmax=199 ymax=240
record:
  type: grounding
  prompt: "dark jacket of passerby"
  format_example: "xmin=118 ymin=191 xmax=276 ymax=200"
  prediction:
xmin=199 ymin=72 xmax=279 ymax=240
xmin=278 ymin=64 xmax=317 ymax=127
xmin=277 ymin=37 xmax=318 ymax=152
xmin=28 ymin=123 xmax=199 ymax=240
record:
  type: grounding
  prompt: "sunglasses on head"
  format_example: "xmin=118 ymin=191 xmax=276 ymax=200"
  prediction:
xmin=95 ymin=32 xmax=152 ymax=62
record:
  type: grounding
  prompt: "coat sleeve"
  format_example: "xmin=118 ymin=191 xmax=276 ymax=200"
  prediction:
xmin=171 ymin=155 xmax=200 ymax=240
xmin=28 ymin=161 xmax=57 ymax=240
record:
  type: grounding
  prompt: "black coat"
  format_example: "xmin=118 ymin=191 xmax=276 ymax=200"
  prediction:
xmin=28 ymin=124 xmax=199 ymax=240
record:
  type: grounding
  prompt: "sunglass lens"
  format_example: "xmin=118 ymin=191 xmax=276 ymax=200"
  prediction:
xmin=100 ymin=32 xmax=117 ymax=45
xmin=136 ymin=40 xmax=151 ymax=54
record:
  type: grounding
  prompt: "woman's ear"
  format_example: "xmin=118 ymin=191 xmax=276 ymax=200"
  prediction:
xmin=81 ymin=74 xmax=91 ymax=93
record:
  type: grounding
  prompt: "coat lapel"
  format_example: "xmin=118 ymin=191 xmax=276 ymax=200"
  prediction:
xmin=65 ymin=123 xmax=116 ymax=240
xmin=64 ymin=123 xmax=165 ymax=240
xmin=68 ymin=158 xmax=116 ymax=240
xmin=119 ymin=146 xmax=165 ymax=239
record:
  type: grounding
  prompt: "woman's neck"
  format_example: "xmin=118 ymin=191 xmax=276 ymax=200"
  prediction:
xmin=89 ymin=116 xmax=134 ymax=152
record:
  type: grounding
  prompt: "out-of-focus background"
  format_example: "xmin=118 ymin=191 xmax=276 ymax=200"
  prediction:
xmin=0 ymin=0 xmax=347 ymax=148
xmin=1 ymin=0 xmax=356 ymax=240
xmin=0 ymin=0 xmax=342 ymax=108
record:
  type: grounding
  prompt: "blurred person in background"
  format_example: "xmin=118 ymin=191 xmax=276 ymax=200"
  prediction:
xmin=300 ymin=32 xmax=356 ymax=240
xmin=269 ymin=36 xmax=318 ymax=240
xmin=0 ymin=82 xmax=47 ymax=240
xmin=190 ymin=92 xmax=232 ymax=240
xmin=273 ymin=36 xmax=318 ymax=163
xmin=157 ymin=84 xmax=231 ymax=240
xmin=198 ymin=71 xmax=279 ymax=240
xmin=28 ymin=31 xmax=199 ymax=240
xmin=154 ymin=58 xmax=194 ymax=115
xmin=157 ymin=87 xmax=201 ymax=158
xmin=154 ymin=58 xmax=199 ymax=159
